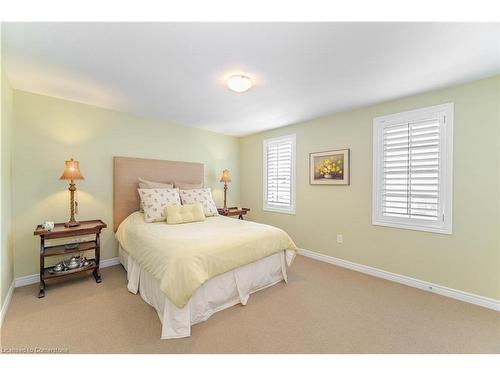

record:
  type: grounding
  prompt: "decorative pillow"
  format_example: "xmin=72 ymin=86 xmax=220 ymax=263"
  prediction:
xmin=174 ymin=181 xmax=203 ymax=190
xmin=179 ymin=188 xmax=219 ymax=217
xmin=165 ymin=203 xmax=205 ymax=224
xmin=138 ymin=179 xmax=174 ymax=212
xmin=138 ymin=188 xmax=181 ymax=222
xmin=138 ymin=177 xmax=173 ymax=189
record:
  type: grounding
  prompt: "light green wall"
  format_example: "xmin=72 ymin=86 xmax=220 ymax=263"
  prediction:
xmin=12 ymin=91 xmax=240 ymax=278
xmin=1 ymin=59 xmax=14 ymax=304
xmin=240 ymin=75 xmax=500 ymax=300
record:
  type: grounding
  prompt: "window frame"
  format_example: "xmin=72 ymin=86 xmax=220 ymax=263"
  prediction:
xmin=372 ymin=103 xmax=454 ymax=234
xmin=263 ymin=134 xmax=297 ymax=215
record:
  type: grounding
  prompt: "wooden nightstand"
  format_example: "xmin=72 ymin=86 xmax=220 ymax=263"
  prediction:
xmin=218 ymin=207 xmax=250 ymax=220
xmin=33 ymin=220 xmax=107 ymax=298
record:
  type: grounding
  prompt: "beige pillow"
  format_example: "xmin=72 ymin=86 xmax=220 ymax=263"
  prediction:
xmin=138 ymin=177 xmax=174 ymax=189
xmin=179 ymin=188 xmax=219 ymax=217
xmin=138 ymin=188 xmax=181 ymax=222
xmin=165 ymin=203 xmax=205 ymax=224
xmin=174 ymin=181 xmax=203 ymax=190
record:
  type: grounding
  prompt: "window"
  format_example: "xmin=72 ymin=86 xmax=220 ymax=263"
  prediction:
xmin=372 ymin=103 xmax=453 ymax=234
xmin=263 ymin=134 xmax=296 ymax=214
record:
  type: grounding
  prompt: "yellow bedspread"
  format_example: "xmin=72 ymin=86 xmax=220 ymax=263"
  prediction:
xmin=116 ymin=212 xmax=297 ymax=308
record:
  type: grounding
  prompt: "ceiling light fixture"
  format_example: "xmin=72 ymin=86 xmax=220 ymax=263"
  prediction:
xmin=226 ymin=74 xmax=253 ymax=93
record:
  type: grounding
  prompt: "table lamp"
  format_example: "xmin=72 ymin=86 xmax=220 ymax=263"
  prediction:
xmin=220 ymin=169 xmax=231 ymax=211
xmin=60 ymin=158 xmax=84 ymax=227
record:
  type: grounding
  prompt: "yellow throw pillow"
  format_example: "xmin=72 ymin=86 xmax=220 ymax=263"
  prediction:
xmin=165 ymin=203 xmax=206 ymax=224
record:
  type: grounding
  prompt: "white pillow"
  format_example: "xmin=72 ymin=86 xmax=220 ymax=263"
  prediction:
xmin=138 ymin=188 xmax=181 ymax=223
xmin=179 ymin=188 xmax=219 ymax=217
xmin=138 ymin=179 xmax=174 ymax=212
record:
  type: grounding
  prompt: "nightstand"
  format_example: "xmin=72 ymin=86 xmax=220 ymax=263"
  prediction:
xmin=218 ymin=207 xmax=250 ymax=220
xmin=33 ymin=219 xmax=107 ymax=298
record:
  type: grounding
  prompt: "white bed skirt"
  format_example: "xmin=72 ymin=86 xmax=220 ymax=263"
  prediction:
xmin=119 ymin=246 xmax=292 ymax=339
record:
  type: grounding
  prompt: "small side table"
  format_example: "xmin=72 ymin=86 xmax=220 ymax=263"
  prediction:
xmin=33 ymin=220 xmax=107 ymax=298
xmin=217 ymin=207 xmax=251 ymax=220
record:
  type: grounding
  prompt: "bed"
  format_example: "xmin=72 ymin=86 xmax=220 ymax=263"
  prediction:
xmin=113 ymin=156 xmax=297 ymax=339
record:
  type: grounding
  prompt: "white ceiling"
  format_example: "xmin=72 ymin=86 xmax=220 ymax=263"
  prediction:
xmin=3 ymin=23 xmax=499 ymax=136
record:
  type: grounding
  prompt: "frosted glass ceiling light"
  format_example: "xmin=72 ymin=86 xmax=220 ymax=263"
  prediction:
xmin=226 ymin=74 xmax=253 ymax=93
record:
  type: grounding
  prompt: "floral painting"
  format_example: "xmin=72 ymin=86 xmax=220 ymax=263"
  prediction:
xmin=309 ymin=149 xmax=350 ymax=185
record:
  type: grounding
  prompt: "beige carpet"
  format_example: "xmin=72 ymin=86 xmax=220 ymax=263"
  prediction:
xmin=1 ymin=255 xmax=499 ymax=353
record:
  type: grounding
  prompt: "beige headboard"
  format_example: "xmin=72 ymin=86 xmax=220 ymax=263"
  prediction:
xmin=113 ymin=156 xmax=204 ymax=231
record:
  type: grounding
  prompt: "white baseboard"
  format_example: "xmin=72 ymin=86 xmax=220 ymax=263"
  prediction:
xmin=99 ymin=257 xmax=121 ymax=269
xmin=14 ymin=257 xmax=121 ymax=288
xmin=297 ymin=248 xmax=500 ymax=312
xmin=1 ymin=280 xmax=15 ymax=327
xmin=14 ymin=273 xmax=40 ymax=288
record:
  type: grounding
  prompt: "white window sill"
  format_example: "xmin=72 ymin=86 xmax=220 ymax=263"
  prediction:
xmin=372 ymin=220 xmax=452 ymax=235
xmin=263 ymin=206 xmax=296 ymax=215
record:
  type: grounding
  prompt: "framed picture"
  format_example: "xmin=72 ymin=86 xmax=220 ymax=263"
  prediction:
xmin=309 ymin=149 xmax=350 ymax=185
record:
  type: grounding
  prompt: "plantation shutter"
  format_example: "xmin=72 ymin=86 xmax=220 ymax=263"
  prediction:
xmin=264 ymin=134 xmax=296 ymax=213
xmin=383 ymin=118 xmax=441 ymax=221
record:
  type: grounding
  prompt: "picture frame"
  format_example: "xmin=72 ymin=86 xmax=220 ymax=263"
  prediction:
xmin=309 ymin=149 xmax=350 ymax=185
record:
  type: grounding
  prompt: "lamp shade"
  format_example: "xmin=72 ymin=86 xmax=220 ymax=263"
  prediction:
xmin=220 ymin=169 xmax=231 ymax=183
xmin=59 ymin=158 xmax=84 ymax=180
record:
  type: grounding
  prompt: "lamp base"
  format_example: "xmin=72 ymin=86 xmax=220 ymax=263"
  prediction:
xmin=64 ymin=220 xmax=80 ymax=228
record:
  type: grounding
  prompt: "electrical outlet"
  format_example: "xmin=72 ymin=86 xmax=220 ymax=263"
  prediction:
xmin=336 ymin=234 xmax=343 ymax=243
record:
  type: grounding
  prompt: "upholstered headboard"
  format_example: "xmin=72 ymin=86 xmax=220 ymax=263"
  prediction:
xmin=113 ymin=156 xmax=204 ymax=231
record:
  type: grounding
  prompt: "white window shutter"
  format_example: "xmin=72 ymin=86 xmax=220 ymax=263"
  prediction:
xmin=263 ymin=134 xmax=296 ymax=214
xmin=373 ymin=104 xmax=453 ymax=234
xmin=383 ymin=119 xmax=440 ymax=220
